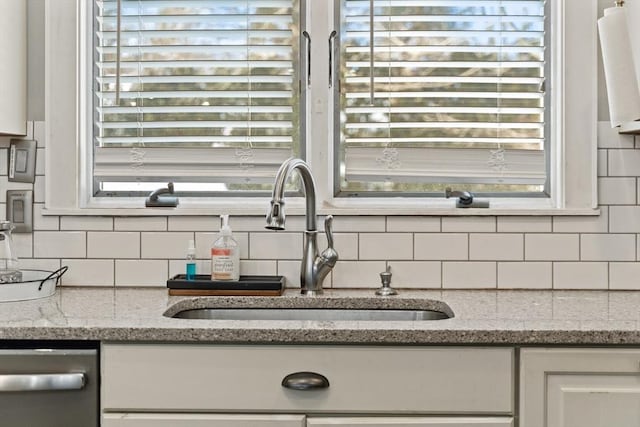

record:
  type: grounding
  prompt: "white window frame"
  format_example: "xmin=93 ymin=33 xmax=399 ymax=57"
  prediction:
xmin=44 ymin=0 xmax=598 ymax=216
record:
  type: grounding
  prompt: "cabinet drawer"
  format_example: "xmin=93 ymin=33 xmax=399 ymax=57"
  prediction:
xmin=103 ymin=344 xmax=513 ymax=414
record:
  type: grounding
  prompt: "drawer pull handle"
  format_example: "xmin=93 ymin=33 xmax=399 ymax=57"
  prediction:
xmin=282 ymin=372 xmax=329 ymax=390
xmin=0 ymin=373 xmax=85 ymax=392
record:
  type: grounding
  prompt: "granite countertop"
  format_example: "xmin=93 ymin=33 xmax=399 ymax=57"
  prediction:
xmin=1 ymin=287 xmax=640 ymax=345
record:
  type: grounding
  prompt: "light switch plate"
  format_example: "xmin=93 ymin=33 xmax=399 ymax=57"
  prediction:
xmin=8 ymin=139 xmax=36 ymax=183
xmin=7 ymin=190 xmax=33 ymax=233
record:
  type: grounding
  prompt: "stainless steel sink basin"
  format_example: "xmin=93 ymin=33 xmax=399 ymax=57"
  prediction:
xmin=170 ymin=308 xmax=451 ymax=321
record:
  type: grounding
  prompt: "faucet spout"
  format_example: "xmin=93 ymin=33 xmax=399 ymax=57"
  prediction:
xmin=266 ymin=158 xmax=337 ymax=295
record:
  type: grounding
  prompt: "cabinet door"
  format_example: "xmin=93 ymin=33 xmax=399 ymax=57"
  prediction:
xmin=307 ymin=417 xmax=513 ymax=426
xmin=547 ymin=375 xmax=640 ymax=426
xmin=520 ymin=348 xmax=640 ymax=427
xmin=103 ymin=413 xmax=306 ymax=427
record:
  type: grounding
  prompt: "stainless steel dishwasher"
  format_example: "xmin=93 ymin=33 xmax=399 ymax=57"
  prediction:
xmin=0 ymin=342 xmax=98 ymax=426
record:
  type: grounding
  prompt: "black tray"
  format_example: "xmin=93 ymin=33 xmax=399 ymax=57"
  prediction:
xmin=167 ymin=274 xmax=285 ymax=296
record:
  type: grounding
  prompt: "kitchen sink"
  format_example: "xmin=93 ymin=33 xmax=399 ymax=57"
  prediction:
xmin=168 ymin=307 xmax=451 ymax=321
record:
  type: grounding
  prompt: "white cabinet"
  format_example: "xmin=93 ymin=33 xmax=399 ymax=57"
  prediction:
xmin=520 ymin=348 xmax=640 ymax=427
xmin=102 ymin=414 xmax=306 ymax=427
xmin=0 ymin=0 xmax=27 ymax=135
xmin=101 ymin=344 xmax=515 ymax=425
xmin=307 ymin=417 xmax=513 ymax=426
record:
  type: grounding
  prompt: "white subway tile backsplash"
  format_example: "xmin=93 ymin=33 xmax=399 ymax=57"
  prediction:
xmin=33 ymin=203 xmax=59 ymax=230
xmin=194 ymin=233 xmax=216 ymax=259
xmin=610 ymin=263 xmax=640 ymax=290
xmin=469 ymin=234 xmax=523 ymax=261
xmin=598 ymin=177 xmax=636 ymax=205
xmin=61 ymin=216 xmax=113 ymax=231
xmin=218 ymin=216 xmax=264 ymax=231
xmin=34 ymin=176 xmax=45 ymax=203
xmin=553 ymin=262 xmax=608 ymax=289
xmin=141 ymin=232 xmax=194 ymax=259
xmin=580 ymin=234 xmax=635 ymax=261
xmin=318 ymin=233 xmax=358 ymax=260
xmin=553 ymin=207 xmax=608 ymax=233
xmin=610 ymin=206 xmax=640 ymax=232
xmin=20 ymin=258 xmax=60 ymax=271
xmin=608 ymin=149 xmax=640 ymax=176
xmin=239 ymin=260 xmax=277 ymax=276
xmin=277 ymin=260 xmax=301 ymax=288
xmin=36 ymin=148 xmax=45 ymax=175
xmin=386 ymin=216 xmax=440 ymax=232
xmin=597 ymin=122 xmax=635 ymax=148
xmin=442 ymin=262 xmax=496 ymax=289
xmin=415 ymin=233 xmax=468 ymax=260
xmin=497 ymin=262 xmax=552 ymax=289
xmin=114 ymin=217 xmax=167 ymax=231
xmin=88 ymin=232 xmax=140 ymax=259
xmin=62 ymin=259 xmax=114 ymax=286
xmin=497 ymin=216 xmax=551 ymax=233
xmin=237 ymin=232 xmax=250 ymax=259
xmin=13 ymin=233 xmax=33 ymax=258
xmin=332 ymin=216 xmax=386 ymax=232
xmin=168 ymin=216 xmax=218 ymax=232
xmin=115 ymin=259 xmax=168 ymax=287
xmin=598 ymin=149 xmax=608 ymax=177
xmin=442 ymin=216 xmax=496 ymax=232
xmin=525 ymin=234 xmax=579 ymax=261
xmin=34 ymin=231 xmax=86 ymax=258
xmin=250 ymin=232 xmax=302 ymax=260
xmin=359 ymin=233 xmax=413 ymax=260
xmin=386 ymin=261 xmax=441 ymax=288
xmin=332 ymin=261 xmax=386 ymax=288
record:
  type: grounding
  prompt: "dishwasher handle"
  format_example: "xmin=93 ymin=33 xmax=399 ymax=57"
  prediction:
xmin=0 ymin=373 xmax=86 ymax=392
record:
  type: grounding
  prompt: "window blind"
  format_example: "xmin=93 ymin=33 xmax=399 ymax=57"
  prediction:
xmin=93 ymin=0 xmax=300 ymax=195
xmin=337 ymin=0 xmax=547 ymax=195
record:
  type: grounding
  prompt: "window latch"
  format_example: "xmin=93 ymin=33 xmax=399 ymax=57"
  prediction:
xmin=445 ymin=188 xmax=489 ymax=208
xmin=145 ymin=182 xmax=179 ymax=208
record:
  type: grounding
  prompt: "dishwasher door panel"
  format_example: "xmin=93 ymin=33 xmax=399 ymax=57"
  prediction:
xmin=0 ymin=349 xmax=98 ymax=427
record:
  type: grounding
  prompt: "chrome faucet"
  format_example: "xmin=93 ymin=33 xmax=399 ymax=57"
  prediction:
xmin=266 ymin=158 xmax=338 ymax=296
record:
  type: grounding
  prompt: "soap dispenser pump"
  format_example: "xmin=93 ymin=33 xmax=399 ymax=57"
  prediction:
xmin=211 ymin=215 xmax=240 ymax=281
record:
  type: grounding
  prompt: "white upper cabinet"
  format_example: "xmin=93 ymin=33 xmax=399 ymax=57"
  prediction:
xmin=0 ymin=0 xmax=26 ymax=136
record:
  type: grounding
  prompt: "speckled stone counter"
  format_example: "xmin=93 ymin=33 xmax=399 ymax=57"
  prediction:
xmin=1 ymin=287 xmax=640 ymax=345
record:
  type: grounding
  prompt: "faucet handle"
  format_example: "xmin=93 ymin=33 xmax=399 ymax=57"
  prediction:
xmin=324 ymin=215 xmax=335 ymax=249
xmin=321 ymin=215 xmax=338 ymax=267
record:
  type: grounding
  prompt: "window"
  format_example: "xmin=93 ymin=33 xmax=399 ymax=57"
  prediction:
xmin=336 ymin=0 xmax=547 ymax=197
xmin=45 ymin=0 xmax=597 ymax=214
xmin=93 ymin=0 xmax=302 ymax=197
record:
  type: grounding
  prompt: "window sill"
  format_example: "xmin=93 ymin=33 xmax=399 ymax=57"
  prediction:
xmin=41 ymin=197 xmax=600 ymax=217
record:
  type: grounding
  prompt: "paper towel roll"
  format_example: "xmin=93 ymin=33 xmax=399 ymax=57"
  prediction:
xmin=623 ymin=0 xmax=640 ymax=90
xmin=598 ymin=6 xmax=640 ymax=128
